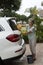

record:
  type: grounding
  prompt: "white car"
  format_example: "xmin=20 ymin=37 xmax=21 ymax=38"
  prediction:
xmin=0 ymin=18 xmax=26 ymax=62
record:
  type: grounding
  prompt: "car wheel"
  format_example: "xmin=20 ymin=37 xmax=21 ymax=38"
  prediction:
xmin=0 ymin=58 xmax=5 ymax=65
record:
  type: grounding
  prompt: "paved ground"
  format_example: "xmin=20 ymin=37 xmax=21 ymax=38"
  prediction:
xmin=5 ymin=43 xmax=43 ymax=65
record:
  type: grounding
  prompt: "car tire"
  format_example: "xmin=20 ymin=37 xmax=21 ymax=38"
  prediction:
xmin=0 ymin=58 xmax=5 ymax=65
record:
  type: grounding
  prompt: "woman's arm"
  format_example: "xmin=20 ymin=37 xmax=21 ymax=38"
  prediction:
xmin=27 ymin=26 xmax=35 ymax=34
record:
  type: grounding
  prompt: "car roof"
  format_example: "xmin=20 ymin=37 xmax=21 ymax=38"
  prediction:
xmin=0 ymin=18 xmax=12 ymax=31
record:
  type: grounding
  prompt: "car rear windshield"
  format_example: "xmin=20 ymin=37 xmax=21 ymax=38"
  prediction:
xmin=8 ymin=19 xmax=18 ymax=30
xmin=0 ymin=25 xmax=5 ymax=31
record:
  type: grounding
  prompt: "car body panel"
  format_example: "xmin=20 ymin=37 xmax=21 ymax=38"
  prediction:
xmin=0 ymin=39 xmax=25 ymax=60
xmin=0 ymin=18 xmax=26 ymax=60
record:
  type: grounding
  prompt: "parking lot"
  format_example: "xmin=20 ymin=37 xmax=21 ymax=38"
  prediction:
xmin=5 ymin=43 xmax=43 ymax=65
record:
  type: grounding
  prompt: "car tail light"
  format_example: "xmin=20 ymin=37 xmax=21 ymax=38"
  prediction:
xmin=6 ymin=34 xmax=20 ymax=42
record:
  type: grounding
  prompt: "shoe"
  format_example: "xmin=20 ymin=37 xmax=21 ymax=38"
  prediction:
xmin=33 ymin=58 xmax=36 ymax=61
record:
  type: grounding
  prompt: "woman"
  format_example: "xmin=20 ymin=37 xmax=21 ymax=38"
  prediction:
xmin=27 ymin=18 xmax=36 ymax=61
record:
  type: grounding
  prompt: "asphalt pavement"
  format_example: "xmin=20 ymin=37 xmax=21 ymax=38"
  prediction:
xmin=4 ymin=43 xmax=43 ymax=65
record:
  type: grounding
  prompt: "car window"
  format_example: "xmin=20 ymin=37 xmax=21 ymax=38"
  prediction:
xmin=8 ymin=19 xmax=18 ymax=30
xmin=0 ymin=25 xmax=5 ymax=31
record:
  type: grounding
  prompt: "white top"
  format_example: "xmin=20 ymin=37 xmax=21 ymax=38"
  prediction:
xmin=26 ymin=25 xmax=36 ymax=39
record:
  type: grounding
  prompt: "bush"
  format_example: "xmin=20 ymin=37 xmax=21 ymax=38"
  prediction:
xmin=23 ymin=15 xmax=43 ymax=43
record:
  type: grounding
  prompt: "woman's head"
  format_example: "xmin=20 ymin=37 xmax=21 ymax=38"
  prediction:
xmin=28 ymin=18 xmax=34 ymax=26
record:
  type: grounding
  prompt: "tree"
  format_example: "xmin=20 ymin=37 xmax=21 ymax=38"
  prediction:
xmin=0 ymin=0 xmax=21 ymax=16
xmin=34 ymin=16 xmax=43 ymax=42
xmin=12 ymin=13 xmax=27 ymax=22
xmin=0 ymin=0 xmax=21 ymax=11
xmin=25 ymin=6 xmax=38 ymax=16
xmin=25 ymin=6 xmax=43 ymax=42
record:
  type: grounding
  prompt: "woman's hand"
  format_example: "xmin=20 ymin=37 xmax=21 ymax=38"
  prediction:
xmin=26 ymin=31 xmax=32 ymax=35
xmin=24 ymin=32 xmax=28 ymax=35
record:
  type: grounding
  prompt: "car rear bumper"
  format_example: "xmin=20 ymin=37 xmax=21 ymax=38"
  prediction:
xmin=1 ymin=39 xmax=26 ymax=60
xmin=3 ymin=47 xmax=26 ymax=61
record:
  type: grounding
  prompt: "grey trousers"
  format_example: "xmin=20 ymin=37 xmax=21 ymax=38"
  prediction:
xmin=29 ymin=38 xmax=36 ymax=55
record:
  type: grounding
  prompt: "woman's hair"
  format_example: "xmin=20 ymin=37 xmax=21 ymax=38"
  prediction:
xmin=32 ymin=20 xmax=34 ymax=24
xmin=28 ymin=18 xmax=34 ymax=24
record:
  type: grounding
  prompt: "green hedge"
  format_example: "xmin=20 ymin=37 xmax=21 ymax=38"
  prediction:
xmin=23 ymin=16 xmax=43 ymax=43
